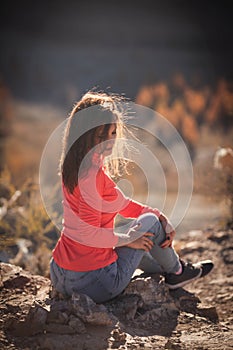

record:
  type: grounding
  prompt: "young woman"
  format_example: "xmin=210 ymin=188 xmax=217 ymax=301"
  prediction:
xmin=50 ymin=91 xmax=213 ymax=303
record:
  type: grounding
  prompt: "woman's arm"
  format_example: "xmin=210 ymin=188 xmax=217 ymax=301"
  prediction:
xmin=103 ymin=173 xmax=176 ymax=247
xmin=117 ymin=190 xmax=176 ymax=248
xmin=158 ymin=213 xmax=176 ymax=248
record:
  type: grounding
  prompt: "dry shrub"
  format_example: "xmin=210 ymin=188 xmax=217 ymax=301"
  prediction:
xmin=0 ymin=167 xmax=59 ymax=276
xmin=135 ymin=75 xmax=233 ymax=160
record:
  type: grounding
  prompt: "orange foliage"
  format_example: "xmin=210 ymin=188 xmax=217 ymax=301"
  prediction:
xmin=135 ymin=75 xmax=233 ymax=158
xmin=184 ymin=88 xmax=206 ymax=115
xmin=181 ymin=114 xmax=199 ymax=145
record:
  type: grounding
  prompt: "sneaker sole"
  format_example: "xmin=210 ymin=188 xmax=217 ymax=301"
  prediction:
xmin=165 ymin=268 xmax=202 ymax=290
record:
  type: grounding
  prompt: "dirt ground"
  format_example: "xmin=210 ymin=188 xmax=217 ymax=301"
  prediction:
xmin=0 ymin=223 xmax=233 ymax=350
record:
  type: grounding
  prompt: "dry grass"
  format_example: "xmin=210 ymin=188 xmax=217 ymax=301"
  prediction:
xmin=0 ymin=167 xmax=59 ymax=276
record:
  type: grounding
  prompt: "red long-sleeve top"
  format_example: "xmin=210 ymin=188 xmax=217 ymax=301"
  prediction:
xmin=53 ymin=164 xmax=160 ymax=271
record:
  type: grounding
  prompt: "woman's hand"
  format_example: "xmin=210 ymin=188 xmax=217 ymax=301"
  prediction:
xmin=159 ymin=214 xmax=176 ymax=248
xmin=126 ymin=232 xmax=154 ymax=252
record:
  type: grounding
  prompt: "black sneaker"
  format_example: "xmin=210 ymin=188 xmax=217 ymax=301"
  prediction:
xmin=165 ymin=260 xmax=202 ymax=289
xmin=193 ymin=260 xmax=214 ymax=277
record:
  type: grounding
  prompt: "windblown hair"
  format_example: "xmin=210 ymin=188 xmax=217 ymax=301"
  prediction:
xmin=60 ymin=91 xmax=128 ymax=193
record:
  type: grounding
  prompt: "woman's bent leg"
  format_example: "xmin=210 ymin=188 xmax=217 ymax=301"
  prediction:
xmin=102 ymin=213 xmax=181 ymax=300
xmin=138 ymin=252 xmax=163 ymax=274
xmin=132 ymin=213 xmax=181 ymax=274
xmin=111 ymin=213 xmax=180 ymax=298
xmin=49 ymin=213 xmax=181 ymax=303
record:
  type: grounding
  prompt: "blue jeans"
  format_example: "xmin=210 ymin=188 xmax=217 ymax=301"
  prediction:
xmin=50 ymin=213 xmax=180 ymax=303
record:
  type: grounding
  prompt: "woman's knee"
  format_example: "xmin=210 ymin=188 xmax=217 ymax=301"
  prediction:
xmin=137 ymin=213 xmax=165 ymax=243
xmin=137 ymin=212 xmax=160 ymax=232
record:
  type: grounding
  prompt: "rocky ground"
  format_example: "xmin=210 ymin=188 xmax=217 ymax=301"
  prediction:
xmin=0 ymin=224 xmax=233 ymax=350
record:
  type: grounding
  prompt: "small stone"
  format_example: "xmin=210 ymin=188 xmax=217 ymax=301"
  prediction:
xmin=196 ymin=306 xmax=219 ymax=323
xmin=221 ymin=247 xmax=233 ymax=265
xmin=180 ymin=241 xmax=205 ymax=254
xmin=208 ymin=231 xmax=230 ymax=243
xmin=111 ymin=328 xmax=127 ymax=342
xmin=106 ymin=294 xmax=143 ymax=320
xmin=123 ymin=275 xmax=170 ymax=305
xmin=71 ymin=292 xmax=113 ymax=326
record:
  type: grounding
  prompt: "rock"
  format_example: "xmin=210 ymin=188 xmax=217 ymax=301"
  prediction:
xmin=221 ymin=247 xmax=233 ymax=264
xmin=111 ymin=327 xmax=127 ymax=342
xmin=179 ymin=241 xmax=205 ymax=254
xmin=109 ymin=327 xmax=127 ymax=348
xmin=0 ymin=262 xmax=22 ymax=285
xmin=106 ymin=293 xmax=144 ymax=320
xmin=46 ymin=310 xmax=69 ymax=324
xmin=187 ymin=230 xmax=204 ymax=238
xmin=0 ymin=262 xmax=50 ymax=298
xmin=208 ymin=231 xmax=230 ymax=243
xmin=37 ymin=335 xmax=82 ymax=350
xmin=123 ymin=274 xmax=171 ymax=305
xmin=7 ymin=303 xmax=48 ymax=336
xmin=138 ymin=303 xmax=178 ymax=325
xmin=170 ymin=288 xmax=200 ymax=312
xmin=71 ymin=293 xmax=113 ymax=326
xmin=49 ymin=299 xmax=71 ymax=313
xmin=196 ymin=306 xmax=219 ymax=323
xmin=165 ymin=339 xmax=182 ymax=349
xmin=68 ymin=315 xmax=86 ymax=333
xmin=45 ymin=323 xmax=76 ymax=334
xmin=3 ymin=274 xmax=31 ymax=290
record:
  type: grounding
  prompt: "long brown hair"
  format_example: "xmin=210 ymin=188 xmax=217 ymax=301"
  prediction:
xmin=60 ymin=91 xmax=128 ymax=193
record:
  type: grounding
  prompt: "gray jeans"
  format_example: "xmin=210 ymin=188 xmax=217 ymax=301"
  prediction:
xmin=50 ymin=213 xmax=180 ymax=303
